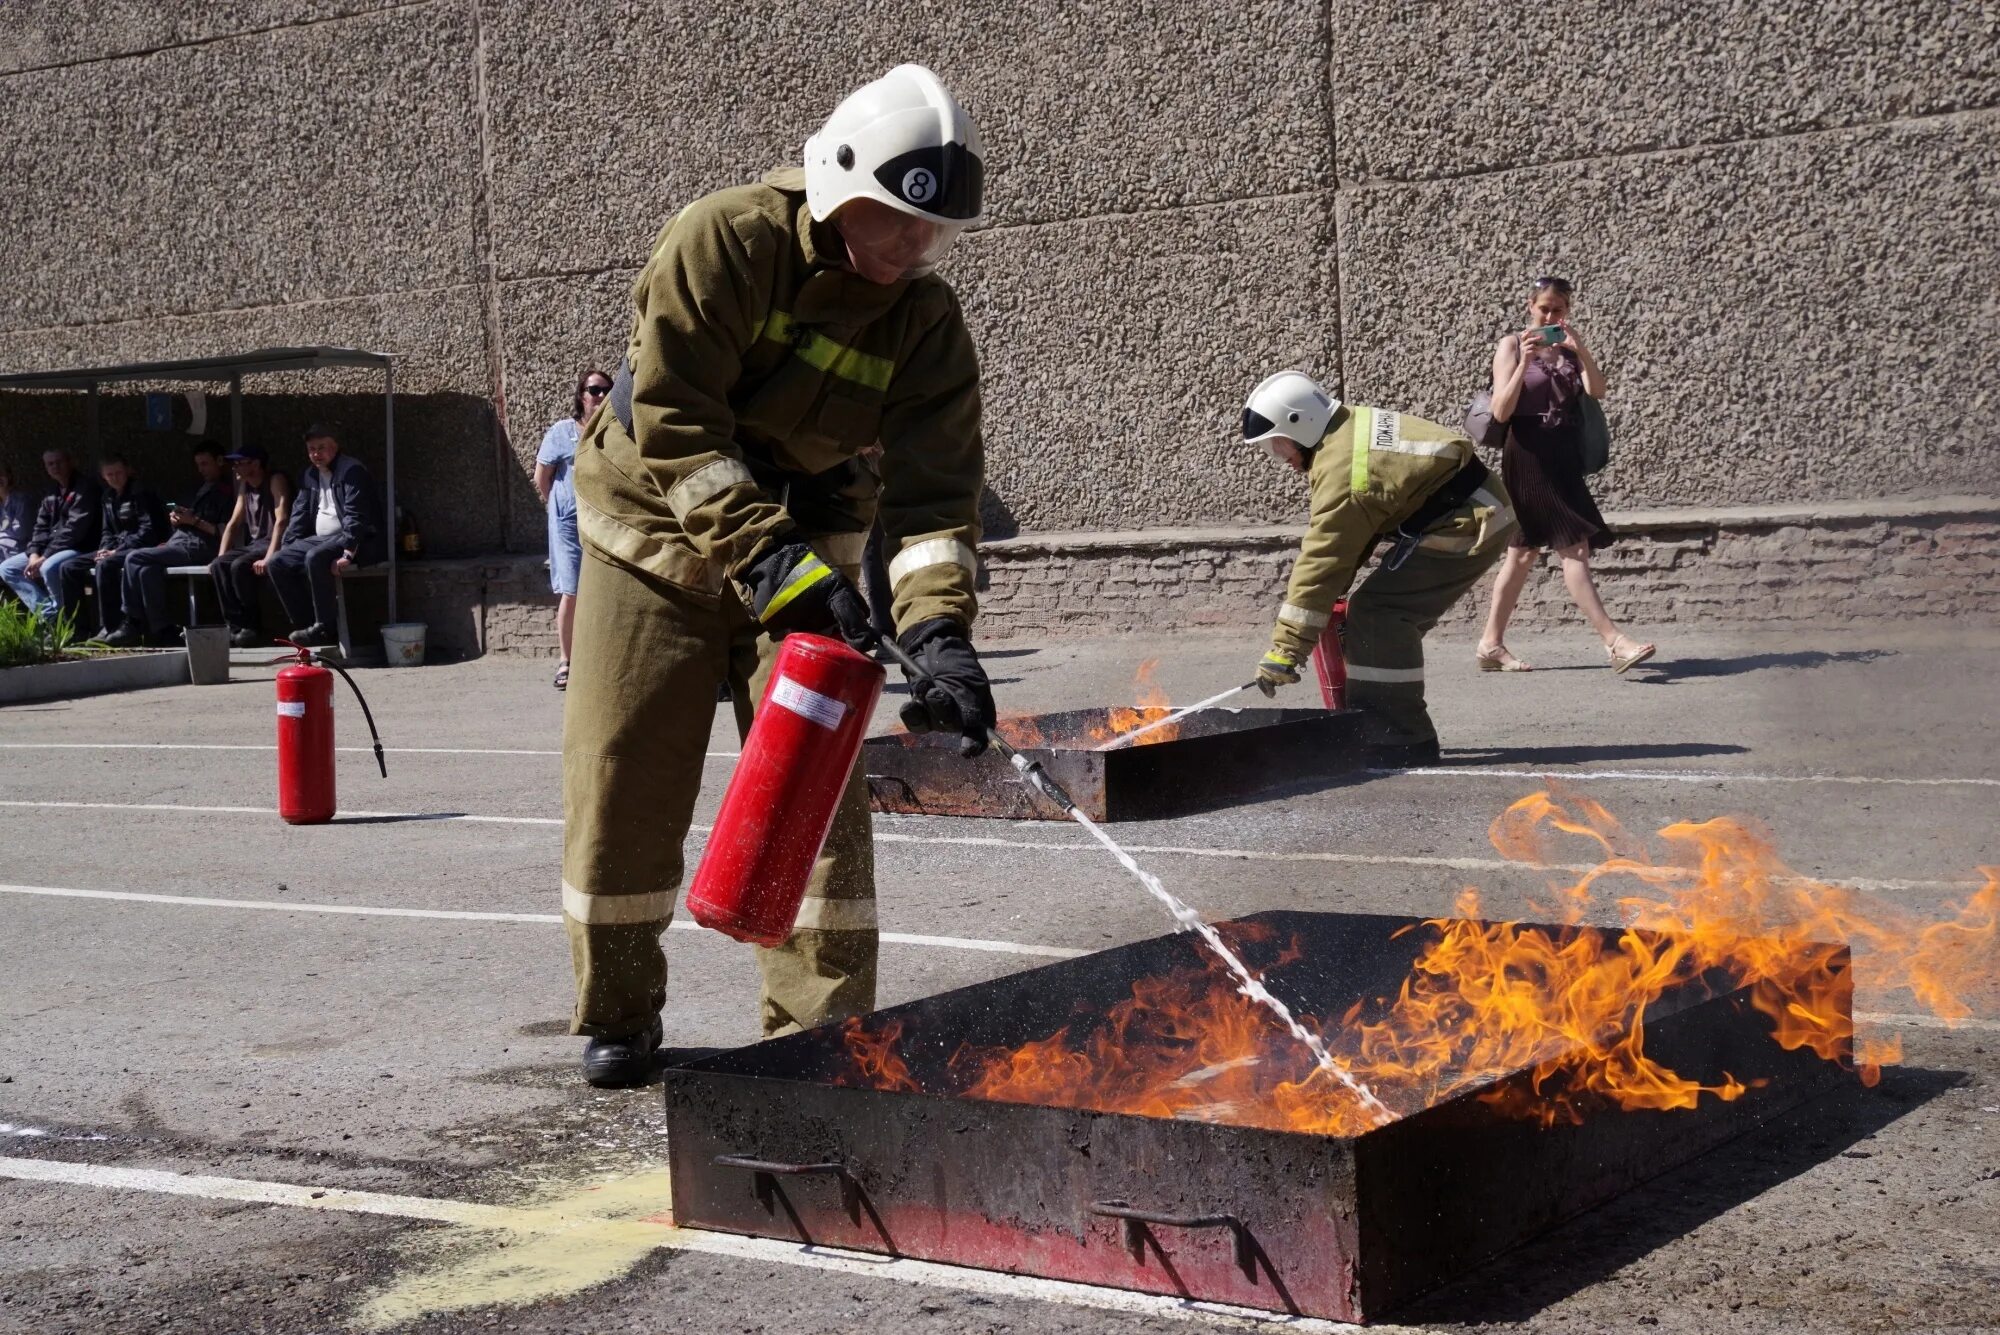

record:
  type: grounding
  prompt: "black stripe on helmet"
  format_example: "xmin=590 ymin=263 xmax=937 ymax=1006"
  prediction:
xmin=1242 ymin=408 xmax=1276 ymax=440
xmin=872 ymin=143 xmax=983 ymax=221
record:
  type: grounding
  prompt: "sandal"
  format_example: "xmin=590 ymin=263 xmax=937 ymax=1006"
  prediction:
xmin=1475 ymin=642 xmax=1533 ymax=673
xmin=553 ymin=660 xmax=570 ymax=691
xmin=1607 ymin=636 xmax=1656 ymax=674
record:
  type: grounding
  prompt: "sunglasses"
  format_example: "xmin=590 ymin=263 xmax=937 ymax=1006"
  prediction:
xmin=1533 ymin=275 xmax=1573 ymax=296
xmin=582 ymin=384 xmax=611 ymax=397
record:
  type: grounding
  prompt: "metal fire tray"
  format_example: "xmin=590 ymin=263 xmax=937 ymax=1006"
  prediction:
xmin=864 ymin=707 xmax=1371 ymax=821
xmin=665 ymin=910 xmax=1850 ymax=1323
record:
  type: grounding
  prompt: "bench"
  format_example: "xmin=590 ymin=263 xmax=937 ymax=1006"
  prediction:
xmin=167 ymin=562 xmax=385 ymax=660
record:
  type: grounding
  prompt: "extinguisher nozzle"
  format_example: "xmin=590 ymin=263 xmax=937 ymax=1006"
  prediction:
xmin=371 ymin=742 xmax=387 ymax=779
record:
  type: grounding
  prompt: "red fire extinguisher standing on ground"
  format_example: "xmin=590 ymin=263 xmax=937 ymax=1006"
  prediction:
xmin=275 ymin=640 xmax=388 ymax=824
xmin=687 ymin=632 xmax=886 ymax=946
xmin=1311 ymin=600 xmax=1349 ymax=711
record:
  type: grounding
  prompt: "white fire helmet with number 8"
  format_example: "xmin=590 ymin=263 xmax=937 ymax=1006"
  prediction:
xmin=804 ymin=64 xmax=986 ymax=278
xmin=1241 ymin=371 xmax=1341 ymax=451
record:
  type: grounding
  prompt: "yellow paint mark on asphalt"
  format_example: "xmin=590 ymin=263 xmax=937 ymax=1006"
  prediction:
xmin=354 ymin=1169 xmax=674 ymax=1330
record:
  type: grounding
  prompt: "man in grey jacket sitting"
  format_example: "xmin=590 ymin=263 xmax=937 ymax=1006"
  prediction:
xmin=266 ymin=423 xmax=383 ymax=648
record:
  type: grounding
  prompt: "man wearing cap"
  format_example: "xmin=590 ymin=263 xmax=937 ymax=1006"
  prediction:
xmin=562 ymin=64 xmax=995 ymax=1087
xmin=209 ymin=444 xmax=295 ymax=647
xmin=107 ymin=442 xmax=237 ymax=647
xmin=267 ymin=424 xmax=381 ymax=649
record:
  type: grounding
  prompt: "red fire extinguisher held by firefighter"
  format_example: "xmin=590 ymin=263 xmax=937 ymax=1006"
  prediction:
xmin=274 ymin=640 xmax=388 ymax=824
xmin=686 ymin=633 xmax=886 ymax=946
xmin=1311 ymin=599 xmax=1349 ymax=711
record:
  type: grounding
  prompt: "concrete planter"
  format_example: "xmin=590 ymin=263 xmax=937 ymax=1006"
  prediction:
xmin=0 ymin=651 xmax=190 ymax=706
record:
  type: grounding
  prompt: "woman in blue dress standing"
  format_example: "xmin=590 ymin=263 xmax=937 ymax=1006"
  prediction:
xmin=535 ymin=368 xmax=612 ymax=690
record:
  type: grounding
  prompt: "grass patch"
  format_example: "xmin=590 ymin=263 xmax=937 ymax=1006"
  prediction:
xmin=0 ymin=600 xmax=110 ymax=669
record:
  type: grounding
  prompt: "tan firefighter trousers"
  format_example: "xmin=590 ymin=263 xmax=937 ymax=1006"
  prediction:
xmin=560 ymin=547 xmax=876 ymax=1040
xmin=1343 ymin=478 xmax=1516 ymax=746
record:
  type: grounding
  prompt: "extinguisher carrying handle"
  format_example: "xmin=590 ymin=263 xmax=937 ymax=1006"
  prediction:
xmin=273 ymin=640 xmax=389 ymax=779
xmin=876 ymin=636 xmax=1077 ymax=818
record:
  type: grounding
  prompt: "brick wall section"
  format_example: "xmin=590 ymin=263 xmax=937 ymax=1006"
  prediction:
xmin=975 ymin=497 xmax=2000 ymax=641
xmin=391 ymin=498 xmax=2000 ymax=657
xmin=395 ymin=556 xmax=557 ymax=661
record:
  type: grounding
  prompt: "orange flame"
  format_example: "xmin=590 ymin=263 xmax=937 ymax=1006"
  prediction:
xmin=836 ymin=1016 xmax=920 ymax=1094
xmin=992 ymin=659 xmax=1185 ymax=750
xmin=841 ymin=790 xmax=1998 ymax=1133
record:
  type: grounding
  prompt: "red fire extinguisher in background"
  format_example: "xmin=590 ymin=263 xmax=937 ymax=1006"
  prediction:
xmin=687 ymin=633 xmax=886 ymax=946
xmin=275 ymin=640 xmax=388 ymax=824
xmin=1311 ymin=599 xmax=1349 ymax=711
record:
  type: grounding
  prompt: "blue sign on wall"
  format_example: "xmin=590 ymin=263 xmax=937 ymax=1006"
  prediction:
xmin=144 ymin=393 xmax=176 ymax=431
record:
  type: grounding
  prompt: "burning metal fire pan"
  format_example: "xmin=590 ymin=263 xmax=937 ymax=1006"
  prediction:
xmin=864 ymin=707 xmax=1373 ymax=821
xmin=665 ymin=910 xmax=1850 ymax=1323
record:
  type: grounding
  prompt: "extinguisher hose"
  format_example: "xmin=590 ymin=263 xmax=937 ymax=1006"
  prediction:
xmin=875 ymin=637 xmax=1075 ymax=815
xmin=317 ymin=656 xmax=389 ymax=778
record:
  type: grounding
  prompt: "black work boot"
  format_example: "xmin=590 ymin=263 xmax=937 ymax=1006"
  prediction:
xmin=289 ymin=623 xmax=336 ymax=648
xmin=230 ymin=626 xmax=266 ymax=649
xmin=102 ymin=623 xmax=146 ymax=648
xmin=582 ymin=1014 xmax=664 ymax=1089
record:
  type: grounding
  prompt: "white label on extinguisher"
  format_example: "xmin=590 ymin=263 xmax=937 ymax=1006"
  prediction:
xmin=276 ymin=701 xmax=306 ymax=718
xmin=769 ymin=675 xmax=848 ymax=731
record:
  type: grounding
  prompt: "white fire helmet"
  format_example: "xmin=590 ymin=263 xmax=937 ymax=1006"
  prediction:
xmin=804 ymin=64 xmax=986 ymax=277
xmin=1241 ymin=371 xmax=1340 ymax=450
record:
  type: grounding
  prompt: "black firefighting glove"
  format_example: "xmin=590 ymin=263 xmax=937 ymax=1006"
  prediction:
xmin=897 ymin=618 xmax=997 ymax=758
xmin=1254 ymin=648 xmax=1302 ymax=698
xmin=744 ymin=540 xmax=877 ymax=649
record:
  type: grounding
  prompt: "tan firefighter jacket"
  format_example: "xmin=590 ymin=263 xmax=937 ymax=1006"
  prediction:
xmin=576 ymin=168 xmax=983 ymax=632
xmin=1269 ymin=405 xmax=1507 ymax=659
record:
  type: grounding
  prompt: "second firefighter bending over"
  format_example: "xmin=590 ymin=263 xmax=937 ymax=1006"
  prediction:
xmin=1242 ymin=372 xmax=1517 ymax=766
xmin=563 ymin=64 xmax=996 ymax=1088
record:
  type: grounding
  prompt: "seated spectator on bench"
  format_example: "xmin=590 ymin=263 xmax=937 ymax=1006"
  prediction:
xmin=267 ymin=424 xmax=382 ymax=649
xmin=61 ymin=454 xmax=167 ymax=637
xmin=109 ymin=442 xmax=235 ymax=647
xmin=211 ymin=444 xmax=293 ymax=648
xmin=0 ymin=465 xmax=31 ymax=569
xmin=0 ymin=450 xmax=102 ymax=623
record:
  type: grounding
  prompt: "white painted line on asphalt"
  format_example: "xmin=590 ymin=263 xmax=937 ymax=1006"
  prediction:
xmin=0 ymin=883 xmax=1088 ymax=960
xmin=0 ymin=800 xmax=1983 ymax=895
xmin=4 ymin=741 xmax=1995 ymax=788
xmin=3 ymin=882 xmax=1988 ymax=1031
xmin=0 ymin=743 xmax=740 ymax=759
xmin=1376 ymin=766 xmax=2000 ymax=789
xmin=0 ymin=883 xmax=562 ymax=924
xmin=0 ymin=800 xmax=564 ymax=825
xmin=0 ymin=1156 xmax=1371 ymax=1333
xmin=1854 ymin=1011 xmax=2000 ymax=1033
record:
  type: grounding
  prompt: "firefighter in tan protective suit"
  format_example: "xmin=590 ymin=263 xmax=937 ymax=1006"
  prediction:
xmin=564 ymin=65 xmax=996 ymax=1087
xmin=1241 ymin=372 xmax=1516 ymax=765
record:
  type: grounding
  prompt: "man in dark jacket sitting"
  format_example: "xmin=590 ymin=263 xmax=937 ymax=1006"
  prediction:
xmin=108 ymin=442 xmax=237 ymax=646
xmin=267 ymin=423 xmax=383 ymax=648
xmin=63 ymin=454 xmax=167 ymax=636
xmin=0 ymin=450 xmax=103 ymax=622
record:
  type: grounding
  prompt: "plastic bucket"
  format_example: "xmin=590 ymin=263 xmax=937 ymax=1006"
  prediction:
xmin=379 ymin=622 xmax=428 ymax=668
xmin=184 ymin=625 xmax=231 ymax=686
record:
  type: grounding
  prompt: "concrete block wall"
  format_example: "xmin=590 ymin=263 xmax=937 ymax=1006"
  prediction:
xmin=973 ymin=499 xmax=2000 ymax=643
xmin=2 ymin=2 xmax=1994 ymax=623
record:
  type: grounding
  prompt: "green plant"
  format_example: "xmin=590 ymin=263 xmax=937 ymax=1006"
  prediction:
xmin=0 ymin=599 xmax=37 ymax=668
xmin=0 ymin=601 xmax=110 ymax=669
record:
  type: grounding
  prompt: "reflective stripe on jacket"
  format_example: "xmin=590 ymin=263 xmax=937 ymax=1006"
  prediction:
xmin=576 ymin=168 xmax=983 ymax=632
xmin=1270 ymin=405 xmax=1497 ymax=659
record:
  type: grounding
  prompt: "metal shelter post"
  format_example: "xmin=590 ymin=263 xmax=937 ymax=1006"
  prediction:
xmin=86 ymin=382 xmax=100 ymax=456
xmin=384 ymin=360 xmax=398 ymax=623
xmin=229 ymin=374 xmax=243 ymax=454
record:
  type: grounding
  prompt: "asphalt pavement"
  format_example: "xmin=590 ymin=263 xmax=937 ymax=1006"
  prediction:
xmin=2 ymin=621 xmax=1996 ymax=1334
